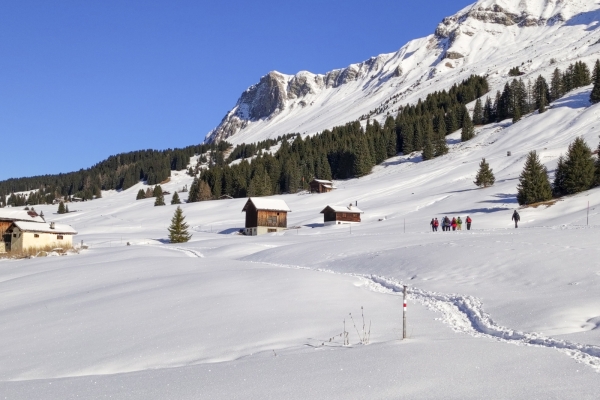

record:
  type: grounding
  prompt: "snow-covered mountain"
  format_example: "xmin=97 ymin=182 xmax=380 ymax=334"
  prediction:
xmin=205 ymin=0 xmax=600 ymax=144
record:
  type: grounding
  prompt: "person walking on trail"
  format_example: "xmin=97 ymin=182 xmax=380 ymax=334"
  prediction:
xmin=457 ymin=216 xmax=463 ymax=231
xmin=512 ymin=210 xmax=520 ymax=228
xmin=430 ymin=218 xmax=435 ymax=232
xmin=444 ymin=216 xmax=451 ymax=232
xmin=434 ymin=218 xmax=439 ymax=232
xmin=451 ymin=217 xmax=457 ymax=231
xmin=466 ymin=216 xmax=472 ymax=230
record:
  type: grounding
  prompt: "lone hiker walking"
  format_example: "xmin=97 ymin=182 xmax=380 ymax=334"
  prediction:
xmin=512 ymin=210 xmax=520 ymax=228
xmin=466 ymin=216 xmax=472 ymax=230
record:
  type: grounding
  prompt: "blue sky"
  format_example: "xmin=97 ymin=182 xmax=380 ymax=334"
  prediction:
xmin=0 ymin=0 xmax=474 ymax=180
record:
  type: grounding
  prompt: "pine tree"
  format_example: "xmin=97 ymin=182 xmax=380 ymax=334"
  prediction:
xmin=57 ymin=201 xmax=66 ymax=214
xmin=534 ymin=75 xmax=549 ymax=114
xmin=561 ymin=137 xmax=595 ymax=194
xmin=461 ymin=112 xmax=475 ymax=141
xmin=171 ymin=191 xmax=181 ymax=205
xmin=401 ymin=121 xmax=414 ymax=154
xmin=422 ymin=127 xmax=434 ymax=161
xmin=188 ymin=178 xmax=200 ymax=202
xmin=474 ymin=158 xmax=496 ymax=187
xmin=590 ymin=60 xmax=600 ymax=104
xmin=473 ymin=98 xmax=484 ymax=125
xmin=516 ymin=151 xmax=553 ymax=205
xmin=550 ymin=68 xmax=563 ymax=101
xmin=553 ymin=155 xmax=567 ymax=196
xmin=154 ymin=192 xmax=165 ymax=206
xmin=353 ymin=134 xmax=374 ymax=177
xmin=483 ymin=96 xmax=494 ymax=124
xmin=136 ymin=189 xmax=145 ymax=200
xmin=434 ymin=112 xmax=449 ymax=157
xmin=168 ymin=206 xmax=192 ymax=243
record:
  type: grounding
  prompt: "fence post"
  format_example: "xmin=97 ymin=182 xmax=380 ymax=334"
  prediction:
xmin=403 ymin=285 xmax=407 ymax=340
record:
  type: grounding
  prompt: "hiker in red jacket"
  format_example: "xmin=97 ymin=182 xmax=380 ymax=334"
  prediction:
xmin=466 ymin=216 xmax=472 ymax=230
xmin=434 ymin=218 xmax=439 ymax=232
xmin=451 ymin=217 xmax=457 ymax=231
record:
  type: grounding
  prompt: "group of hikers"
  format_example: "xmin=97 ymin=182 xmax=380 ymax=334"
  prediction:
xmin=430 ymin=210 xmax=521 ymax=232
xmin=430 ymin=216 xmax=472 ymax=231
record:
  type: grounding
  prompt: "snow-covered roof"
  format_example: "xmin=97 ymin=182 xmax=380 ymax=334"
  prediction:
xmin=13 ymin=221 xmax=78 ymax=235
xmin=0 ymin=209 xmax=45 ymax=223
xmin=312 ymin=179 xmax=333 ymax=184
xmin=242 ymin=198 xmax=291 ymax=212
xmin=320 ymin=205 xmax=364 ymax=214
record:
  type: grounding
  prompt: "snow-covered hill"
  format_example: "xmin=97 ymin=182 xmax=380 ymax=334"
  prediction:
xmin=3 ymin=82 xmax=600 ymax=398
xmin=206 ymin=0 xmax=600 ymax=145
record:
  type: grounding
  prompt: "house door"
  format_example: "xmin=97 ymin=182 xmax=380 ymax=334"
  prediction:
xmin=2 ymin=234 xmax=11 ymax=251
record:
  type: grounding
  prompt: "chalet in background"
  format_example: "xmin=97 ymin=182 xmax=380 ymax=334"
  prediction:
xmin=7 ymin=221 xmax=77 ymax=253
xmin=0 ymin=209 xmax=46 ymax=252
xmin=320 ymin=204 xmax=363 ymax=226
xmin=309 ymin=179 xmax=336 ymax=193
xmin=242 ymin=198 xmax=291 ymax=236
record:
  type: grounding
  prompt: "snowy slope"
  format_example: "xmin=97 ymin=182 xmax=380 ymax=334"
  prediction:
xmin=2 ymin=83 xmax=600 ymax=398
xmin=206 ymin=0 xmax=600 ymax=145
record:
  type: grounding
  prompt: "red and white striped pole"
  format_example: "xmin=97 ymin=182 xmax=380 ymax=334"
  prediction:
xmin=403 ymin=285 xmax=407 ymax=340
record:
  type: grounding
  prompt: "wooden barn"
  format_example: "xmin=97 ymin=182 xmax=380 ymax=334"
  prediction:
xmin=242 ymin=198 xmax=291 ymax=236
xmin=320 ymin=204 xmax=364 ymax=226
xmin=309 ymin=179 xmax=336 ymax=193
xmin=0 ymin=209 xmax=45 ymax=252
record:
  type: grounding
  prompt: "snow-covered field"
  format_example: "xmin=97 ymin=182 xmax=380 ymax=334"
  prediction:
xmin=2 ymin=85 xmax=600 ymax=398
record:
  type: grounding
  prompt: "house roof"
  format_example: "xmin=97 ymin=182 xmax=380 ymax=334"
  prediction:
xmin=320 ymin=205 xmax=364 ymax=214
xmin=0 ymin=209 xmax=45 ymax=223
xmin=242 ymin=198 xmax=291 ymax=212
xmin=312 ymin=179 xmax=333 ymax=184
xmin=13 ymin=221 xmax=78 ymax=235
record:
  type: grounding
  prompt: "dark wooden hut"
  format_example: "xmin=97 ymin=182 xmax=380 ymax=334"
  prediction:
xmin=309 ymin=179 xmax=336 ymax=193
xmin=320 ymin=204 xmax=363 ymax=226
xmin=242 ymin=198 xmax=291 ymax=235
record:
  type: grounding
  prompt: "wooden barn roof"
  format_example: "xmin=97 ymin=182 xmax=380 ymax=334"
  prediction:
xmin=242 ymin=198 xmax=291 ymax=212
xmin=320 ymin=205 xmax=364 ymax=214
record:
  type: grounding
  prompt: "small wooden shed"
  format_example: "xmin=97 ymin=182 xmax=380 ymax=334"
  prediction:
xmin=309 ymin=179 xmax=336 ymax=193
xmin=320 ymin=204 xmax=364 ymax=226
xmin=242 ymin=198 xmax=291 ymax=236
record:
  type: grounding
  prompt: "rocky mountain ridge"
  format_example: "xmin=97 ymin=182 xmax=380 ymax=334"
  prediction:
xmin=205 ymin=0 xmax=600 ymax=144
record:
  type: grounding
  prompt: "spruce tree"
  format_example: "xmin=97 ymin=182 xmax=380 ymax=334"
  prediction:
xmin=154 ymin=192 xmax=165 ymax=206
xmin=434 ymin=113 xmax=449 ymax=157
xmin=550 ymin=68 xmax=563 ymax=101
xmin=562 ymin=137 xmax=595 ymax=194
xmin=401 ymin=121 xmax=414 ymax=154
xmin=188 ymin=177 xmax=200 ymax=202
xmin=153 ymin=185 xmax=163 ymax=197
xmin=461 ymin=112 xmax=475 ymax=142
xmin=171 ymin=191 xmax=181 ymax=205
xmin=474 ymin=158 xmax=495 ymax=187
xmin=136 ymin=189 xmax=145 ymax=200
xmin=353 ymin=134 xmax=374 ymax=177
xmin=168 ymin=206 xmax=192 ymax=243
xmin=553 ymin=155 xmax=567 ymax=196
xmin=57 ymin=201 xmax=66 ymax=214
xmin=422 ymin=128 xmax=434 ymax=161
xmin=516 ymin=151 xmax=553 ymax=205
xmin=483 ymin=96 xmax=494 ymax=124
xmin=590 ymin=60 xmax=600 ymax=104
xmin=473 ymin=98 xmax=484 ymax=125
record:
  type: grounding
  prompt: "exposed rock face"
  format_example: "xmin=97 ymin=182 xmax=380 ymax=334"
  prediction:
xmin=445 ymin=51 xmax=465 ymax=60
xmin=240 ymin=72 xmax=287 ymax=120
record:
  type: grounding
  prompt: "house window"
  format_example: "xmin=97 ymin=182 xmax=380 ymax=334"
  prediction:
xmin=57 ymin=235 xmax=64 ymax=240
xmin=13 ymin=234 xmax=16 ymax=238
xmin=34 ymin=234 xmax=40 ymax=238
xmin=267 ymin=216 xmax=278 ymax=225
xmin=268 ymin=229 xmax=277 ymax=233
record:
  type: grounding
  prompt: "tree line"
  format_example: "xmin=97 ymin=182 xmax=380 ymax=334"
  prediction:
xmin=0 ymin=141 xmax=230 ymax=207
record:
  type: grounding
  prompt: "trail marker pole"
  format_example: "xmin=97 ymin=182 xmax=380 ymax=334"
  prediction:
xmin=403 ymin=285 xmax=407 ymax=340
